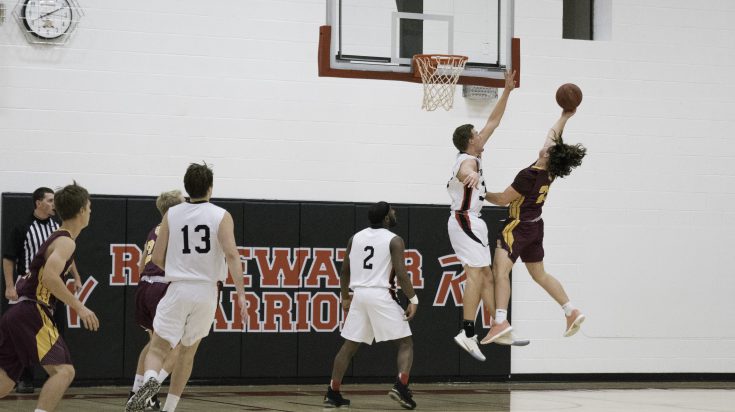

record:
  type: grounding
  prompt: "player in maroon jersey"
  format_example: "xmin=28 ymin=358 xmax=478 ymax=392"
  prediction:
xmin=0 ymin=182 xmax=99 ymax=411
xmin=128 ymin=190 xmax=184 ymax=411
xmin=482 ymin=109 xmax=587 ymax=344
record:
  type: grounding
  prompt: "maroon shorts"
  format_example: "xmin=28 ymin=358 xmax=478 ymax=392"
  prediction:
xmin=135 ymin=281 xmax=169 ymax=331
xmin=497 ymin=218 xmax=545 ymax=263
xmin=0 ymin=301 xmax=72 ymax=381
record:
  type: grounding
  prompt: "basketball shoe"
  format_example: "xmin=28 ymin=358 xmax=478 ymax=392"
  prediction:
xmin=389 ymin=380 xmax=416 ymax=410
xmin=564 ymin=309 xmax=586 ymax=337
xmin=453 ymin=330 xmax=486 ymax=361
xmin=323 ymin=386 xmax=350 ymax=408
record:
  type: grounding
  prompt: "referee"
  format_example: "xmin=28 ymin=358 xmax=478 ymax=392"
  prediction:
xmin=1 ymin=187 xmax=83 ymax=394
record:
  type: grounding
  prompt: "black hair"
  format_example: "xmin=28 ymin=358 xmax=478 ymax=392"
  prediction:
xmin=184 ymin=162 xmax=214 ymax=198
xmin=32 ymin=187 xmax=54 ymax=207
xmin=368 ymin=201 xmax=391 ymax=226
xmin=452 ymin=124 xmax=474 ymax=152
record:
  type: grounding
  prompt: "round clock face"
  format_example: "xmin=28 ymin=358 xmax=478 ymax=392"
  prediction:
xmin=21 ymin=0 xmax=73 ymax=39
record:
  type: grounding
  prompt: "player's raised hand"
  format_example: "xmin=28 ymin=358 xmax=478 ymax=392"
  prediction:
xmin=404 ymin=303 xmax=417 ymax=321
xmin=78 ymin=306 xmax=99 ymax=331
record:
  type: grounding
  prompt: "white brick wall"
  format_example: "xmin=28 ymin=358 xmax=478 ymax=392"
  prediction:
xmin=1 ymin=0 xmax=734 ymax=373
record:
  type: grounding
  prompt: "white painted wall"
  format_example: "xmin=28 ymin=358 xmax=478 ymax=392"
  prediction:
xmin=1 ymin=0 xmax=734 ymax=373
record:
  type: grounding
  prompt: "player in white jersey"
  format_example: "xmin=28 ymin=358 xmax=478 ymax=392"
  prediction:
xmin=126 ymin=163 xmax=247 ymax=412
xmin=447 ymin=70 xmax=528 ymax=362
xmin=324 ymin=202 xmax=419 ymax=410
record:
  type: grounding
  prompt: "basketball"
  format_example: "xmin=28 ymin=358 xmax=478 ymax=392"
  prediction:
xmin=555 ymin=83 xmax=583 ymax=111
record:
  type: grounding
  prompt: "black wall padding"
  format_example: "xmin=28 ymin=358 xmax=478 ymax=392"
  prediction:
xmin=1 ymin=193 xmax=510 ymax=382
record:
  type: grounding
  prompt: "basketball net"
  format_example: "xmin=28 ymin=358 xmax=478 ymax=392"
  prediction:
xmin=413 ymin=54 xmax=468 ymax=111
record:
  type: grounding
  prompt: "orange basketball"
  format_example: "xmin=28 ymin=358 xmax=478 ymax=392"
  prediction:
xmin=555 ymin=83 xmax=583 ymax=111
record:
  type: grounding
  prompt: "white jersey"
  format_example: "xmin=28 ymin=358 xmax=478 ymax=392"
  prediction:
xmin=349 ymin=228 xmax=397 ymax=289
xmin=447 ymin=152 xmax=487 ymax=217
xmin=164 ymin=201 xmax=227 ymax=283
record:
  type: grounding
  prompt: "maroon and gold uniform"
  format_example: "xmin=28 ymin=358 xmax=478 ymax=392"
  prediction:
xmin=498 ymin=163 xmax=552 ymax=263
xmin=135 ymin=225 xmax=169 ymax=332
xmin=0 ymin=230 xmax=74 ymax=380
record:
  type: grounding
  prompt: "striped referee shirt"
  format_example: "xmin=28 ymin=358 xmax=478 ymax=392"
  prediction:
xmin=3 ymin=214 xmax=60 ymax=278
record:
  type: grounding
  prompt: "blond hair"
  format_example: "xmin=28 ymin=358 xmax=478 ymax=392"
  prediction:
xmin=156 ymin=190 xmax=184 ymax=216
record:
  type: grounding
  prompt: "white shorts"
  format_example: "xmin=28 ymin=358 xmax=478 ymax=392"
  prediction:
xmin=341 ymin=287 xmax=412 ymax=345
xmin=447 ymin=212 xmax=491 ymax=267
xmin=152 ymin=281 xmax=218 ymax=347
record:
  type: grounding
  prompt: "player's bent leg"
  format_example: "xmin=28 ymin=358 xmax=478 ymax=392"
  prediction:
xmin=161 ymin=344 xmax=181 ymax=380
xmin=492 ymin=245 xmax=514 ymax=310
xmin=395 ymin=336 xmax=413 ymax=374
xmin=481 ymin=247 xmax=514 ymax=345
xmin=331 ymin=340 xmax=360 ymax=383
xmin=144 ymin=332 xmax=174 ymax=374
xmin=525 ymin=261 xmax=585 ymax=337
xmin=462 ymin=266 xmax=484 ymax=321
xmin=480 ymin=265 xmax=496 ymax=315
xmin=390 ymin=338 xmax=417 ymax=410
xmin=37 ymin=364 xmax=74 ymax=411
xmin=524 ymin=261 xmax=569 ymax=305
xmin=128 ymin=333 xmax=171 ymax=412
xmin=454 ymin=266 xmax=487 ymax=361
xmin=0 ymin=368 xmax=15 ymax=398
xmin=168 ymin=341 xmax=198 ymax=396
xmin=163 ymin=340 xmax=199 ymax=412
xmin=137 ymin=337 xmax=151 ymax=376
xmin=324 ymin=340 xmax=360 ymax=408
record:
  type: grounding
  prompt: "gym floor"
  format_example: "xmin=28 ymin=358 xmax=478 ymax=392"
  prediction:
xmin=0 ymin=381 xmax=733 ymax=411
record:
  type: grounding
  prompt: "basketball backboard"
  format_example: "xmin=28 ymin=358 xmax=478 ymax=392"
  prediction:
xmin=318 ymin=0 xmax=520 ymax=87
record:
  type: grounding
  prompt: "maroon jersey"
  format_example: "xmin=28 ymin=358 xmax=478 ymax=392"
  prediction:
xmin=16 ymin=230 xmax=74 ymax=309
xmin=508 ymin=163 xmax=552 ymax=221
xmin=140 ymin=225 xmax=164 ymax=278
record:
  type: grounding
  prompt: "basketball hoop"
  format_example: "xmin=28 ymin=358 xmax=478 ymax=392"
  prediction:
xmin=412 ymin=54 xmax=468 ymax=111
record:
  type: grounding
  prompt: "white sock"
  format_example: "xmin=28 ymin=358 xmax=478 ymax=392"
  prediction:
xmin=132 ymin=374 xmax=144 ymax=392
xmin=143 ymin=369 xmax=158 ymax=383
xmin=562 ymin=302 xmax=575 ymax=317
xmin=157 ymin=369 xmax=170 ymax=384
xmin=35 ymin=409 xmax=48 ymax=412
xmin=494 ymin=309 xmax=507 ymax=324
xmin=163 ymin=394 xmax=180 ymax=412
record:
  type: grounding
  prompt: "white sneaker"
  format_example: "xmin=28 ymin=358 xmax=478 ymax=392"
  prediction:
xmin=454 ymin=330 xmax=486 ymax=361
xmin=494 ymin=332 xmax=530 ymax=346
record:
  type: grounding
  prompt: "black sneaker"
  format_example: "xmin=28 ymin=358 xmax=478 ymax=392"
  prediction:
xmin=323 ymin=386 xmax=350 ymax=408
xmin=146 ymin=393 xmax=161 ymax=411
xmin=16 ymin=380 xmax=34 ymax=394
xmin=126 ymin=378 xmax=161 ymax=412
xmin=389 ymin=381 xmax=416 ymax=410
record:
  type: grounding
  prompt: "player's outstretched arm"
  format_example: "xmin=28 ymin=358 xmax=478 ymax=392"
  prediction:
xmin=485 ymin=185 xmax=522 ymax=207
xmin=151 ymin=213 xmax=170 ymax=270
xmin=390 ymin=236 xmax=417 ymax=321
xmin=477 ymin=69 xmax=516 ymax=146
xmin=218 ymin=212 xmax=247 ymax=322
xmin=40 ymin=237 xmax=99 ymax=331
xmin=340 ymin=236 xmax=353 ymax=311
xmin=544 ymin=109 xmax=576 ymax=149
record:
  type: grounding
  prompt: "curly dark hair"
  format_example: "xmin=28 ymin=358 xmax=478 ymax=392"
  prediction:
xmin=547 ymin=134 xmax=587 ymax=179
